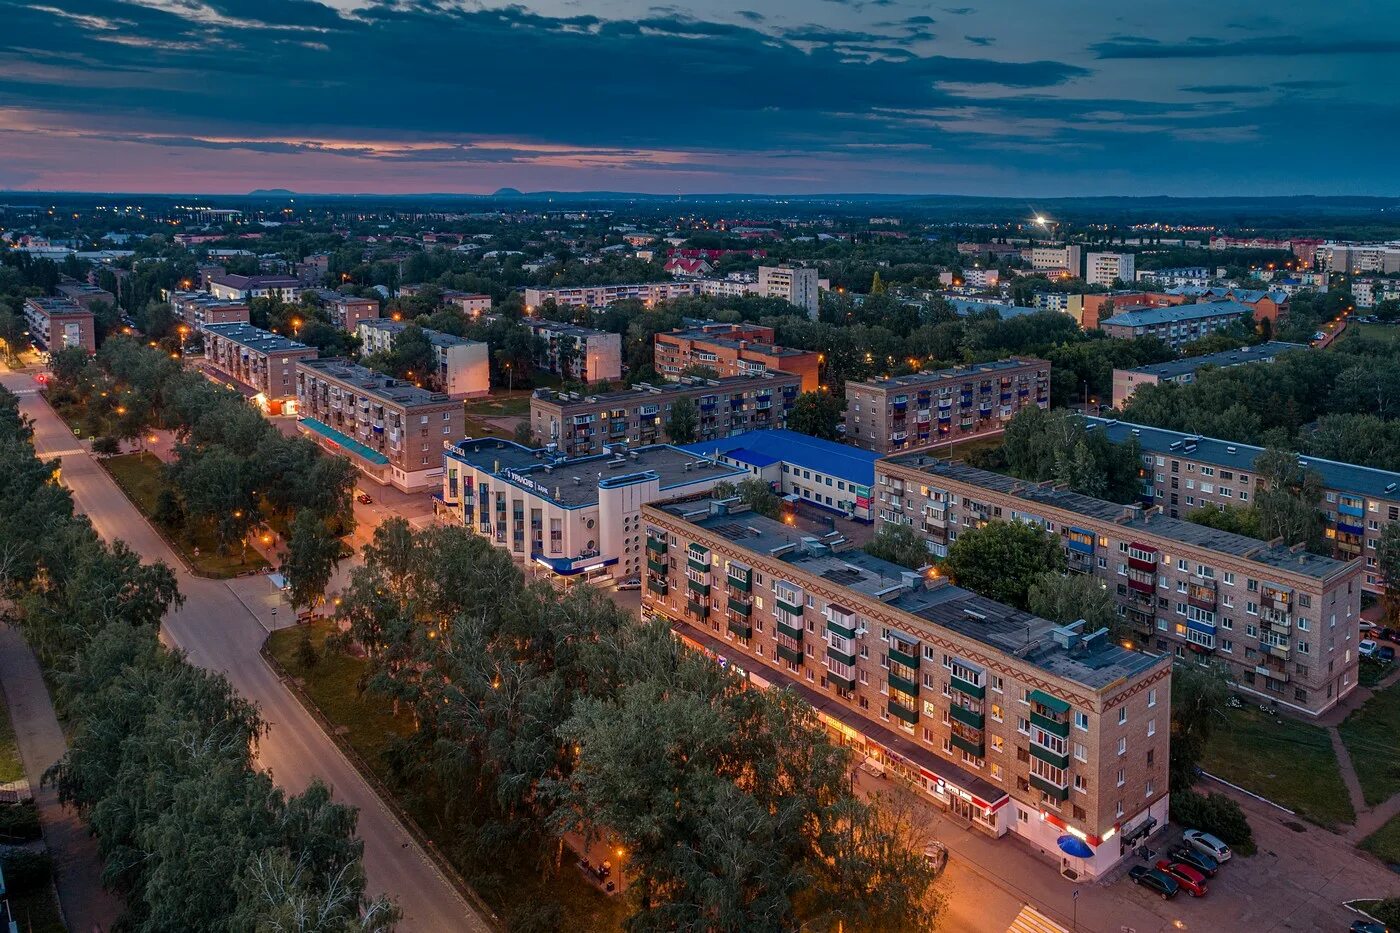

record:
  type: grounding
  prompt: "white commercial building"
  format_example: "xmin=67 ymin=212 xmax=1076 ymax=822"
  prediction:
xmin=1027 ymin=244 xmax=1082 ymax=276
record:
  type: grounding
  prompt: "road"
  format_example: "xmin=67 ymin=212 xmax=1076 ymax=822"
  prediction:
xmin=1 ymin=370 xmax=492 ymax=933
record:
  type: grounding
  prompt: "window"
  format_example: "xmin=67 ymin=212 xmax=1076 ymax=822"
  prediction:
xmin=1117 ymin=707 xmax=1127 ymax=725
xmin=1074 ymin=742 xmax=1087 ymax=763
xmin=1117 ymin=737 xmax=1127 ymax=756
xmin=1147 ymin=688 xmax=1157 ymax=708
xmin=1074 ymin=711 xmax=1089 ymax=732
xmin=1147 ymin=718 xmax=1156 ymax=737
xmin=1116 ymin=768 xmax=1126 ymax=787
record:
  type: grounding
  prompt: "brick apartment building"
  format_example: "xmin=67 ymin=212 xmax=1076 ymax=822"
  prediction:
xmin=531 ymin=372 xmax=802 ymax=457
xmin=1110 ymin=341 xmax=1305 ymax=409
xmin=311 ymin=290 xmax=380 ymax=331
xmin=875 ymin=455 xmax=1364 ymax=717
xmin=169 ymin=291 xmax=251 ymax=331
xmin=202 ymin=322 xmax=318 ymax=414
xmin=1099 ymin=301 xmax=1252 ymax=350
xmin=524 ymin=318 xmax=622 ymax=384
xmin=357 ymin=319 xmax=490 ymax=398
xmin=843 ymin=358 xmax=1050 ymax=455
xmin=56 ymin=280 xmax=116 ymax=311
xmin=296 ymin=358 xmax=464 ymax=491
xmin=643 ymin=496 xmax=1171 ymax=878
xmin=654 ymin=320 xmax=822 ymax=392
xmin=23 ymin=297 xmax=95 ymax=354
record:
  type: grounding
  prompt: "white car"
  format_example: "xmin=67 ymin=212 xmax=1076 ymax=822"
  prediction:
xmin=1182 ymin=829 xmax=1231 ymax=862
xmin=1360 ymin=639 xmax=1379 ymax=658
xmin=615 ymin=577 xmax=642 ymax=591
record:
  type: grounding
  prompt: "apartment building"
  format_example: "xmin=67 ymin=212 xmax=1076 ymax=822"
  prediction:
xmin=169 ymin=291 xmax=251 ymax=331
xmin=525 ymin=318 xmax=622 ymax=384
xmin=1351 ymin=277 xmax=1400 ymax=309
xmin=940 ymin=269 xmax=1001 ymax=289
xmin=758 ymin=265 xmax=820 ymax=318
xmin=208 ymin=273 xmax=305 ymax=302
xmin=1085 ymin=417 xmax=1400 ymax=594
xmin=23 ymin=297 xmax=95 ymax=354
xmin=1085 ymin=253 xmax=1136 ymax=288
xmin=1027 ymin=244 xmax=1082 ymax=276
xmin=523 ymin=281 xmax=700 ymax=310
xmin=1110 ymin=341 xmax=1305 ymax=408
xmin=56 ymin=280 xmax=116 ymax=311
xmin=695 ymin=277 xmax=761 ymax=300
xmin=1067 ymin=291 xmax=1185 ymax=331
xmin=1135 ymin=267 xmax=1211 ymax=289
xmin=680 ymin=428 xmax=880 ymax=521
xmin=642 ymin=496 xmax=1171 ymax=878
xmin=202 ymin=323 xmax=318 ymax=414
xmin=876 ymin=455 xmax=1364 ymax=717
xmin=653 ymin=320 xmax=821 ymax=392
xmin=296 ymin=358 xmax=464 ymax=491
xmin=1032 ymin=292 xmax=1071 ymax=312
xmin=1099 ymin=301 xmax=1251 ymax=349
xmin=309 ymin=290 xmax=380 ymax=331
xmin=531 ymin=372 xmax=802 ymax=457
xmin=444 ymin=291 xmax=492 ymax=315
xmin=440 ymin=439 xmax=744 ymax=583
xmin=357 ymin=319 xmax=490 ymax=398
xmin=843 ymin=358 xmax=1050 ymax=455
xmin=1314 ymin=242 xmax=1400 ymax=275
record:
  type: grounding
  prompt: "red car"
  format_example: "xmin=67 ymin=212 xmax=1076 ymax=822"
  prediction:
xmin=1155 ymin=860 xmax=1208 ymax=897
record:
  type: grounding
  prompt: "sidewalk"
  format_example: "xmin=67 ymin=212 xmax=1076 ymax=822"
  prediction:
xmin=0 ymin=624 xmax=121 ymax=931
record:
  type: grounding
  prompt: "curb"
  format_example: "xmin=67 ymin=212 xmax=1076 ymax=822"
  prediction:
xmin=1200 ymin=770 xmax=1297 ymax=815
xmin=259 ymin=638 xmax=503 ymax=932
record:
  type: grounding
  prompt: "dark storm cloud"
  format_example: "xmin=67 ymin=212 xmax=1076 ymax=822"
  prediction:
xmin=964 ymin=35 xmax=994 ymax=46
xmin=1093 ymin=34 xmax=1400 ymax=59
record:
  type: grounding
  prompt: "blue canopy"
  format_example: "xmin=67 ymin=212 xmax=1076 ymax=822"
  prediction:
xmin=1057 ymin=834 xmax=1094 ymax=858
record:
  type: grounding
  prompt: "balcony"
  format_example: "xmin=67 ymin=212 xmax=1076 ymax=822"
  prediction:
xmin=776 ymin=618 xmax=804 ymax=640
xmin=950 ymin=733 xmax=984 ymax=757
xmin=1030 ymin=774 xmax=1070 ymax=801
xmin=887 ymin=701 xmax=919 ymax=725
xmin=687 ymin=579 xmax=710 ymax=598
xmin=647 ymin=557 xmax=668 ymax=575
xmin=888 ymin=672 xmax=919 ymax=698
xmin=727 ymin=619 xmax=752 ymax=639
xmin=949 ymin=704 xmax=984 ymax=729
xmin=889 ymin=643 xmax=920 ymax=669
xmin=646 ymin=536 xmax=668 ymax=555
xmin=826 ymin=666 xmax=857 ymax=690
xmin=777 ymin=595 xmax=803 ymax=617
xmin=950 ymin=673 xmax=985 ymax=699
xmin=1030 ymin=742 xmax=1070 ymax=770
xmin=826 ymin=645 xmax=856 ymax=667
xmin=727 ymin=596 xmax=751 ymax=616
xmin=687 ymin=598 xmax=708 ymax=618
xmin=1030 ymin=711 xmax=1070 ymax=738
xmin=727 ymin=570 xmax=752 ymax=592
xmin=646 ymin=577 xmax=668 ymax=596
xmin=777 ymin=644 xmax=804 ymax=665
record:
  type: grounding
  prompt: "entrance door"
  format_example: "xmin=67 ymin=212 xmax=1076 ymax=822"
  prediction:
xmin=950 ymin=796 xmax=973 ymax=821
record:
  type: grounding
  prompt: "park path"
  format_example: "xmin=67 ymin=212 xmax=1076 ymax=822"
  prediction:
xmin=1319 ymin=663 xmax=1400 ymax=843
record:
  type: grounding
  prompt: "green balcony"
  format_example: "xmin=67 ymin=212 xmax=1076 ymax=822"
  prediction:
xmin=727 ymin=571 xmax=751 ymax=592
xmin=1029 ymin=689 xmax=1070 ymax=715
xmin=727 ymin=596 xmax=751 ymax=615
xmin=825 ymin=618 xmax=856 ymax=639
xmin=1030 ymin=743 xmax=1070 ymax=770
xmin=687 ymin=579 xmax=710 ymax=598
xmin=688 ymin=557 xmax=711 ymax=573
xmin=887 ymin=701 xmax=919 ymax=725
xmin=949 ymin=704 xmax=984 ymax=729
xmin=727 ymin=619 xmax=752 ymax=639
xmin=777 ymin=597 xmax=803 ymax=616
xmin=826 ymin=645 xmax=856 ymax=667
xmin=1031 ymin=711 xmax=1070 ymax=738
xmin=888 ymin=672 xmax=919 ymax=698
xmin=647 ymin=557 xmax=668 ymax=574
xmin=950 ymin=733 xmax=984 ymax=757
xmin=1030 ymin=773 xmax=1070 ymax=801
xmin=889 ymin=643 xmax=920 ymax=669
xmin=777 ymin=644 xmax=804 ymax=665
xmin=646 ymin=537 xmax=667 ymax=554
xmin=646 ymin=578 xmax=668 ymax=596
xmin=687 ymin=598 xmax=708 ymax=618
xmin=950 ymin=674 xmax=985 ymax=699
xmin=776 ymin=618 xmax=804 ymax=640
xmin=826 ymin=668 xmax=856 ymax=690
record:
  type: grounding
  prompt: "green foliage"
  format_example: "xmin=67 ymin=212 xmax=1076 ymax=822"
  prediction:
xmin=944 ymin=520 xmax=1066 ymax=610
xmin=0 ymin=847 xmax=53 ymax=894
xmin=1026 ymin=572 xmax=1127 ymax=641
xmin=1168 ymin=662 xmax=1232 ymax=793
xmin=864 ymin=523 xmax=933 ymax=570
xmin=665 ymin=395 xmax=699 ymax=444
xmin=1379 ymin=524 xmax=1400 ymax=621
xmin=0 ymin=802 xmax=42 ymax=843
xmin=1169 ymin=791 xmax=1256 ymax=856
xmin=1000 ymin=407 xmax=1145 ymax=503
xmin=1252 ymin=448 xmax=1328 ymax=553
xmin=281 ymin=511 xmax=344 ymax=612
xmin=1185 ymin=504 xmax=1263 ymax=539
xmin=786 ymin=390 xmax=843 ymax=440
xmin=712 ymin=478 xmax=783 ymax=519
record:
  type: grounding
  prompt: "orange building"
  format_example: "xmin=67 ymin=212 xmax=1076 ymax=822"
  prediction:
xmin=654 ymin=320 xmax=821 ymax=392
xmin=1070 ymin=291 xmax=1187 ymax=330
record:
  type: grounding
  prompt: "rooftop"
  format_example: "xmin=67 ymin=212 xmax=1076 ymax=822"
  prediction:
xmin=885 ymin=453 xmax=1353 ymax=581
xmin=533 ymin=371 xmax=797 ymax=407
xmin=298 ymin=358 xmax=452 ymax=407
xmin=525 ymin=317 xmax=613 ymax=339
xmin=659 ymin=321 xmax=810 ymax=359
xmin=1101 ymin=300 xmax=1252 ymax=328
xmin=1084 ymin=416 xmax=1400 ymax=503
xmin=25 ymin=296 xmax=89 ymax=317
xmin=446 ymin=439 xmax=744 ymax=507
xmin=654 ymin=499 xmax=1162 ymax=690
xmin=1124 ymin=341 xmax=1306 ymax=380
xmin=203 ymin=322 xmax=312 ymax=354
xmin=854 ymin=357 xmax=1046 ymax=392
xmin=679 ymin=428 xmax=878 ymax=486
xmin=210 ymin=273 xmax=304 ymax=290
xmin=359 ymin=319 xmax=481 ymax=349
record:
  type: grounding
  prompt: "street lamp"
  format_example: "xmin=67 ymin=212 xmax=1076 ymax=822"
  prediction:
xmin=505 ymin=361 xmax=513 ymax=392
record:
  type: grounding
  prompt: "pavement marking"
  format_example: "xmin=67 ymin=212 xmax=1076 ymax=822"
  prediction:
xmin=42 ymin=448 xmax=87 ymax=458
xmin=1007 ymin=905 xmax=1069 ymax=933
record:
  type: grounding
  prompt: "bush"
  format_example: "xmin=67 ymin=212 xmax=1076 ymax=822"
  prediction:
xmin=0 ymin=846 xmax=53 ymax=894
xmin=1371 ymin=898 xmax=1400 ymax=927
xmin=1170 ymin=790 xmax=1256 ymax=856
xmin=0 ymin=802 xmax=42 ymax=842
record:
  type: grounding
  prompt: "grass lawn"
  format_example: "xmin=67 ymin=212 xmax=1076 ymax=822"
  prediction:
xmin=1346 ymin=321 xmax=1400 ymax=344
xmin=102 ymin=452 xmax=269 ymax=578
xmin=1361 ymin=811 xmax=1400 ymax=867
xmin=7 ymin=885 xmax=66 ymax=933
xmin=1359 ymin=657 xmax=1392 ymax=689
xmin=1201 ymin=707 xmax=1355 ymax=827
xmin=266 ymin=623 xmax=627 ymax=931
xmin=464 ymin=392 xmax=534 ymax=418
xmin=1340 ymin=679 xmax=1400 ymax=807
xmin=0 ymin=693 xmax=26 ymax=785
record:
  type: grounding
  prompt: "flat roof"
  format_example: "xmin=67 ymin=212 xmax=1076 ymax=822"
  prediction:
xmin=884 ymin=454 xmax=1352 ymax=581
xmin=679 ymin=429 xmax=878 ymax=487
xmin=1085 ymin=416 xmax=1400 ymax=503
xmin=853 ymin=357 xmax=1045 ymax=392
xmin=446 ymin=439 xmax=744 ymax=507
xmin=1101 ymin=300 xmax=1251 ymax=328
xmin=358 ymin=319 xmax=481 ymax=349
xmin=655 ymin=500 xmax=1162 ymax=689
xmin=298 ymin=358 xmax=452 ymax=407
xmin=1124 ymin=341 xmax=1306 ymax=379
xmin=203 ymin=322 xmax=311 ymax=354
xmin=25 ymin=296 xmax=88 ymax=316
xmin=659 ymin=323 xmax=811 ymax=359
xmin=526 ymin=317 xmax=613 ymax=339
xmin=533 ymin=372 xmax=796 ymax=407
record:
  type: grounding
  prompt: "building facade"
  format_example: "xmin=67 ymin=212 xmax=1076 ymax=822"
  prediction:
xmin=1099 ymin=301 xmax=1251 ymax=349
xmin=758 ymin=265 xmax=820 ymax=318
xmin=1110 ymin=341 xmax=1305 ymax=409
xmin=875 ymin=455 xmax=1364 ymax=717
xmin=23 ymin=297 xmax=95 ymax=354
xmin=440 ymin=439 xmax=744 ymax=584
xmin=1067 ymin=291 xmax=1185 ymax=331
xmin=843 ymin=358 xmax=1050 ymax=455
xmin=531 ymin=372 xmax=803 ymax=457
xmin=56 ymin=280 xmax=116 ymax=311
xmin=653 ymin=320 xmax=822 ymax=392
xmin=525 ymin=318 xmax=622 ymax=384
xmin=643 ymin=496 xmax=1172 ymax=879
xmin=312 ymin=291 xmax=380 ymax=331
xmin=357 ymin=319 xmax=490 ymax=398
xmin=523 ymin=282 xmax=700 ymax=310
xmin=208 ymin=274 xmax=306 ymax=302
xmin=1085 ymin=253 xmax=1137 ymax=288
xmin=169 ymin=291 xmax=251 ymax=331
xmin=1028 ymin=244 xmax=1083 ymax=276
xmin=296 ymin=358 xmax=464 ymax=491
xmin=202 ymin=323 xmax=318 ymax=413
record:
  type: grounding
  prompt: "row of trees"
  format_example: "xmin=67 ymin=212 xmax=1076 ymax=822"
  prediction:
xmin=982 ymin=407 xmax=1146 ymax=503
xmin=0 ymin=386 xmax=393 ymax=931
xmin=336 ymin=520 xmax=943 ymax=931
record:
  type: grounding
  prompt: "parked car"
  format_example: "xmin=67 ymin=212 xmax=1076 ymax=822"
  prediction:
xmin=1360 ymin=639 xmax=1379 ymax=658
xmin=1349 ymin=921 xmax=1389 ymax=933
xmin=615 ymin=577 xmax=642 ymax=591
xmin=1379 ymin=626 xmax=1396 ymax=643
xmin=1312 ymin=331 xmax=1328 ymax=341
xmin=1182 ymin=829 xmax=1232 ymax=862
xmin=1155 ymin=860 xmax=1208 ymax=897
xmin=922 ymin=841 xmax=949 ymax=878
xmin=356 ymin=493 xmax=374 ymax=505
xmin=1166 ymin=845 xmax=1218 ymax=877
xmin=1380 ymin=645 xmax=1397 ymax=663
xmin=1361 ymin=621 xmax=1378 ymax=634
xmin=1127 ymin=865 xmax=1179 ymax=900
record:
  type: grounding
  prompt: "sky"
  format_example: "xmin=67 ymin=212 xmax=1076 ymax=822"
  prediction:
xmin=1 ymin=0 xmax=1397 ymax=197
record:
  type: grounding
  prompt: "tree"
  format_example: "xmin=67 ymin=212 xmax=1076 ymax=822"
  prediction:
xmin=1169 ymin=661 xmax=1232 ymax=793
xmin=1026 ymin=572 xmax=1128 ymax=641
xmin=864 ymin=523 xmax=932 ymax=569
xmin=665 ymin=396 xmax=699 ymax=444
xmin=1378 ymin=523 xmax=1400 ymax=623
xmin=281 ymin=511 xmax=344 ymax=613
xmin=713 ymin=478 xmax=783 ymax=519
xmin=1000 ymin=407 xmax=1144 ymax=503
xmin=512 ymin=421 xmax=535 ymax=446
xmin=786 ymin=390 xmax=842 ymax=440
xmin=1253 ymin=448 xmax=1327 ymax=553
xmin=944 ymin=520 xmax=1065 ymax=609
xmin=1185 ymin=504 xmax=1263 ymax=539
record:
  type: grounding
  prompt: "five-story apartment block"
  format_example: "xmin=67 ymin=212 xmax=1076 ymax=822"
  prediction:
xmin=654 ymin=320 xmax=822 ymax=392
xmin=844 ymin=358 xmax=1050 ymax=455
xmin=524 ymin=318 xmax=622 ymax=384
xmin=202 ymin=322 xmax=318 ymax=414
xmin=876 ymin=455 xmax=1364 ymax=717
xmin=642 ymin=497 xmax=1172 ymax=878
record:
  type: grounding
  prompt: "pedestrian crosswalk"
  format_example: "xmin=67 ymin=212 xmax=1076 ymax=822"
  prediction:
xmin=1007 ymin=904 xmax=1068 ymax=933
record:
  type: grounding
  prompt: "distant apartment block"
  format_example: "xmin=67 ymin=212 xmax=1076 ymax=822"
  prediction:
xmin=202 ymin=322 xmax=318 ymax=414
xmin=523 ymin=281 xmax=700 ymax=310
xmin=23 ymin=297 xmax=95 ymax=354
xmin=876 ymin=454 xmax=1364 ymax=717
xmin=1351 ymin=277 xmax=1400 ymax=309
xmin=295 ymin=252 xmax=330 ymax=284
xmin=357 ymin=319 xmax=489 ymax=399
xmin=531 ymin=372 xmax=802 ymax=457
xmin=1314 ymin=242 xmax=1400 ymax=275
xmin=1135 ymin=267 xmax=1211 ymax=289
xmin=696 ymin=277 xmax=762 ymax=299
xmin=1026 ymin=244 xmax=1082 ymax=276
xmin=1110 ymin=341 xmax=1305 ymax=409
xmin=1067 ymin=291 xmax=1185 ymax=330
xmin=1085 ymin=252 xmax=1136 ymax=287
xmin=956 ymin=242 xmax=1022 ymax=263
xmin=758 ymin=265 xmax=820 ymax=318
xmin=56 ymin=280 xmax=116 ymax=311
xmin=169 ymin=291 xmax=251 ymax=331
xmin=1099 ymin=300 xmax=1251 ymax=349
xmin=296 ymin=358 xmax=464 ymax=492
xmin=843 ymin=358 xmax=1050 ymax=455
xmin=1032 ymin=292 xmax=1070 ymax=312
xmin=444 ymin=291 xmax=492 ymax=315
xmin=525 ymin=318 xmax=622 ymax=384
xmin=653 ymin=320 xmax=821 ymax=392
xmin=208 ymin=274 xmax=306 ymax=302
xmin=309 ymin=290 xmax=380 ymax=331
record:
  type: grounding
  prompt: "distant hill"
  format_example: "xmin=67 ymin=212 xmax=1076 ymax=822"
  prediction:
xmin=247 ymin=188 xmax=296 ymax=197
xmin=491 ymin=187 xmax=523 ymax=198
